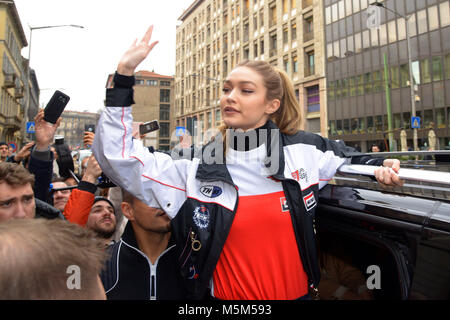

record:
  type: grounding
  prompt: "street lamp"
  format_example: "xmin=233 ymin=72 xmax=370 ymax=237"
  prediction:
xmin=25 ymin=24 xmax=84 ymax=129
xmin=369 ymin=1 xmax=418 ymax=151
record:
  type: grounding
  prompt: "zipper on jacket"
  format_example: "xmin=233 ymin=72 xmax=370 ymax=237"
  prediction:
xmin=281 ymin=179 xmax=319 ymax=290
xmin=150 ymin=265 xmax=156 ymax=300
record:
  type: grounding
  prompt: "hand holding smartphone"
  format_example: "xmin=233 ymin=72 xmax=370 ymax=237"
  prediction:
xmin=44 ymin=90 xmax=70 ymax=124
xmin=139 ymin=120 xmax=159 ymax=135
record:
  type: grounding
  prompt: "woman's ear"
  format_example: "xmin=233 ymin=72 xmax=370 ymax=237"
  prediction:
xmin=265 ymin=99 xmax=281 ymax=115
xmin=121 ymin=202 xmax=134 ymax=221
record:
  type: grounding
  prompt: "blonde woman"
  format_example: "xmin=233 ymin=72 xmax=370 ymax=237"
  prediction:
xmin=93 ymin=26 xmax=403 ymax=300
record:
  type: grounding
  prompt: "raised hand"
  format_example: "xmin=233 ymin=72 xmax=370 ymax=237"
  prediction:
xmin=83 ymin=131 xmax=95 ymax=148
xmin=82 ymin=155 xmax=102 ymax=184
xmin=14 ymin=141 xmax=35 ymax=162
xmin=117 ymin=25 xmax=159 ymax=76
xmin=34 ymin=109 xmax=61 ymax=151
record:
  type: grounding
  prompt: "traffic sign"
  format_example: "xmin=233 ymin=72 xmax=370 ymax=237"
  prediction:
xmin=176 ymin=126 xmax=186 ymax=136
xmin=26 ymin=121 xmax=36 ymax=133
xmin=411 ymin=117 xmax=421 ymax=129
xmin=8 ymin=142 xmax=17 ymax=152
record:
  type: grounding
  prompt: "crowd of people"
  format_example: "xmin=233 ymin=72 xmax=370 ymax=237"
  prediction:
xmin=0 ymin=25 xmax=404 ymax=301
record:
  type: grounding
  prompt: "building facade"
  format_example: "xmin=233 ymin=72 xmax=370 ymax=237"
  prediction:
xmin=106 ymin=71 xmax=175 ymax=151
xmin=325 ymin=0 xmax=450 ymax=151
xmin=55 ymin=110 xmax=100 ymax=150
xmin=0 ymin=1 xmax=28 ymax=145
xmin=175 ymin=0 xmax=328 ymax=144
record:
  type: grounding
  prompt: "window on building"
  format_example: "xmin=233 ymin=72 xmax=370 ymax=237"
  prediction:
xmin=349 ymin=77 xmax=356 ymax=96
xmin=160 ymin=81 xmax=171 ymax=86
xmin=291 ymin=20 xmax=297 ymax=41
xmin=343 ymin=119 xmax=350 ymax=134
xmin=424 ymin=109 xmax=434 ymax=128
xmin=390 ymin=67 xmax=399 ymax=89
xmin=375 ymin=115 xmax=383 ymax=133
xmin=306 ymin=85 xmax=320 ymax=113
xmin=400 ymin=64 xmax=409 ymax=88
xmin=350 ymin=118 xmax=358 ymax=134
xmin=292 ymin=55 xmax=298 ymax=74
xmin=270 ymin=33 xmax=277 ymax=57
xmin=283 ymin=0 xmax=288 ymax=14
xmin=436 ymin=108 xmax=445 ymax=129
xmin=160 ymin=89 xmax=170 ymax=102
xmin=373 ymin=71 xmax=384 ymax=92
xmin=428 ymin=5 xmax=439 ymax=31
xmin=417 ymin=9 xmax=428 ymax=34
xmin=440 ymin=1 xmax=450 ymax=27
xmin=305 ymin=50 xmax=315 ymax=76
xmin=341 ymin=78 xmax=348 ymax=98
xmin=335 ymin=79 xmax=341 ymax=99
xmin=329 ymin=120 xmax=336 ymax=135
xmin=215 ymin=108 xmax=221 ymax=125
xmin=270 ymin=5 xmax=277 ymax=27
xmin=283 ymin=25 xmax=289 ymax=44
xmin=403 ymin=112 xmax=411 ymax=129
xmin=367 ymin=116 xmax=374 ymax=133
xmin=420 ymin=59 xmax=431 ymax=83
xmin=159 ymin=122 xmax=170 ymax=138
xmin=358 ymin=117 xmax=365 ymax=133
xmin=260 ymin=38 xmax=264 ymax=55
xmin=328 ymin=81 xmax=335 ymax=101
xmin=283 ymin=55 xmax=289 ymax=73
xmin=432 ymin=57 xmax=443 ymax=82
xmin=336 ymin=119 xmax=343 ymax=135
xmin=364 ymin=72 xmax=373 ymax=93
xmin=445 ymin=54 xmax=450 ymax=80
xmin=207 ymin=112 xmax=212 ymax=129
xmin=379 ymin=24 xmax=387 ymax=46
xmin=160 ymin=104 xmax=170 ymax=120
xmin=388 ymin=20 xmax=397 ymax=43
xmin=304 ymin=16 xmax=313 ymax=42
xmin=136 ymin=79 xmax=145 ymax=85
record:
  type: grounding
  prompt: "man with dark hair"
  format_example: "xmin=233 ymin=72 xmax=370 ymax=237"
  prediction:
xmin=0 ymin=142 xmax=8 ymax=162
xmin=86 ymin=196 xmax=117 ymax=246
xmin=0 ymin=218 xmax=107 ymax=299
xmin=371 ymin=144 xmax=381 ymax=153
xmin=100 ymin=189 xmax=186 ymax=300
xmin=51 ymin=178 xmax=72 ymax=212
xmin=0 ymin=162 xmax=63 ymax=222
xmin=0 ymin=162 xmax=36 ymax=222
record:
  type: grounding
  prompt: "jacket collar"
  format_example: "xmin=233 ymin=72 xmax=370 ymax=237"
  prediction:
xmin=121 ymin=221 xmax=176 ymax=250
xmin=196 ymin=119 xmax=286 ymax=183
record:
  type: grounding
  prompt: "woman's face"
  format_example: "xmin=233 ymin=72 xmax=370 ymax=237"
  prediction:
xmin=220 ymin=66 xmax=280 ymax=131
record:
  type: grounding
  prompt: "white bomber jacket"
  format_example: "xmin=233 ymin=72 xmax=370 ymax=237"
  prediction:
xmin=93 ymin=86 xmax=384 ymax=299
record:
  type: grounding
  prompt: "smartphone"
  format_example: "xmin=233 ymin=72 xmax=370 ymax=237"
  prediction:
xmin=139 ymin=120 xmax=160 ymax=135
xmin=85 ymin=124 xmax=95 ymax=133
xmin=44 ymin=90 xmax=70 ymax=124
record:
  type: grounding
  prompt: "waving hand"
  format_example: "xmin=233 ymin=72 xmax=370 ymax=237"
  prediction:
xmin=117 ymin=25 xmax=159 ymax=76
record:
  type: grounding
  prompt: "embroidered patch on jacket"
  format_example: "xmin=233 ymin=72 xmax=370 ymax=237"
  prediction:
xmin=193 ymin=205 xmax=210 ymax=229
xmin=292 ymin=168 xmax=308 ymax=183
xmin=280 ymin=197 xmax=289 ymax=212
xmin=303 ymin=192 xmax=317 ymax=211
xmin=199 ymin=185 xmax=222 ymax=198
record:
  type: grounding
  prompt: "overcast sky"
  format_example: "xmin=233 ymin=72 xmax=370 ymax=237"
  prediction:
xmin=14 ymin=0 xmax=194 ymax=113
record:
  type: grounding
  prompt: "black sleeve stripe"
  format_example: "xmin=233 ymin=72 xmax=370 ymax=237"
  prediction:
xmin=106 ymin=88 xmax=135 ymax=107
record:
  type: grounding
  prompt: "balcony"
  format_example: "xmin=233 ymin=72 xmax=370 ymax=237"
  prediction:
xmin=3 ymin=73 xmax=15 ymax=88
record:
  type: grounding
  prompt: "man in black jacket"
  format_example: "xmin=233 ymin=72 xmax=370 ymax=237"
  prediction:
xmin=100 ymin=188 xmax=186 ymax=300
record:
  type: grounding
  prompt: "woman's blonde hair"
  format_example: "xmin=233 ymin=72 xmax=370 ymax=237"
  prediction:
xmin=215 ymin=60 xmax=303 ymax=149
